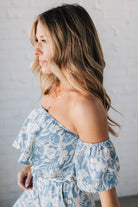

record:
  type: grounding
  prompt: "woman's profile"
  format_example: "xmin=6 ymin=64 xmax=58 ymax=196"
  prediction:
xmin=12 ymin=4 xmax=120 ymax=207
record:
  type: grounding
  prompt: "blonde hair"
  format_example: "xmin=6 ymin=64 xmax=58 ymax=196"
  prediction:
xmin=30 ymin=3 xmax=122 ymax=137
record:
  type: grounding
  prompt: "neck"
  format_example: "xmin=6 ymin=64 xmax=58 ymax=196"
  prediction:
xmin=50 ymin=66 xmax=74 ymax=97
xmin=54 ymin=77 xmax=73 ymax=97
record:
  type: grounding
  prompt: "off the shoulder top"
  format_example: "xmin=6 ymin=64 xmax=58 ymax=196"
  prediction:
xmin=12 ymin=105 xmax=120 ymax=207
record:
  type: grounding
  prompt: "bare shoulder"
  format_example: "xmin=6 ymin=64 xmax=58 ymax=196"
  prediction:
xmin=70 ymin=92 xmax=109 ymax=143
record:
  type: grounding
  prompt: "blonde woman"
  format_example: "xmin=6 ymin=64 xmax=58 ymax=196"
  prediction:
xmin=12 ymin=4 xmax=120 ymax=207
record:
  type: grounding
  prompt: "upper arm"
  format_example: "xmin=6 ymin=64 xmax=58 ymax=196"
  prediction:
xmin=99 ymin=187 xmax=120 ymax=207
xmin=72 ymin=96 xmax=109 ymax=143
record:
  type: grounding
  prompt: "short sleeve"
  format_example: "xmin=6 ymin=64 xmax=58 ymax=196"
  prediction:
xmin=74 ymin=138 xmax=120 ymax=193
xmin=12 ymin=110 xmax=37 ymax=165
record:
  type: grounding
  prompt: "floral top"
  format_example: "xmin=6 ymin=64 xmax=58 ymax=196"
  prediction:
xmin=12 ymin=105 xmax=120 ymax=207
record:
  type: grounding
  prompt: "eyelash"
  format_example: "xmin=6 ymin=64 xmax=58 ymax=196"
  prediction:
xmin=35 ymin=39 xmax=47 ymax=43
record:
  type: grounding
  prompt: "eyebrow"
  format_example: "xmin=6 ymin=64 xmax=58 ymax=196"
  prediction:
xmin=35 ymin=34 xmax=46 ymax=38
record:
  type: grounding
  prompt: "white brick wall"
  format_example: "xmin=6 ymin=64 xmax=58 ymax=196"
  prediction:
xmin=0 ymin=0 xmax=138 ymax=205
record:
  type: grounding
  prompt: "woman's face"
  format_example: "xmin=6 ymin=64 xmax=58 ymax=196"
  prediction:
xmin=33 ymin=21 xmax=53 ymax=74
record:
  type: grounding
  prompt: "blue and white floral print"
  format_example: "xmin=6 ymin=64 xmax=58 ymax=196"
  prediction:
xmin=12 ymin=106 xmax=120 ymax=207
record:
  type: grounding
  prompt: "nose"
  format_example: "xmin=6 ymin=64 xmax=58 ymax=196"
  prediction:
xmin=33 ymin=44 xmax=43 ymax=56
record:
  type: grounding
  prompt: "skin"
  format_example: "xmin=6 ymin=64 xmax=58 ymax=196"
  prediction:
xmin=17 ymin=165 xmax=33 ymax=190
xmin=17 ymin=21 xmax=120 ymax=206
xmin=33 ymin=21 xmax=53 ymax=75
xmin=34 ymin=21 xmax=72 ymax=94
xmin=71 ymin=95 xmax=120 ymax=207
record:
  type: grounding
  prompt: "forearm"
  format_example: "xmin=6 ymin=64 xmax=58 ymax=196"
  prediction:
xmin=24 ymin=165 xmax=32 ymax=173
xmin=99 ymin=187 xmax=120 ymax=207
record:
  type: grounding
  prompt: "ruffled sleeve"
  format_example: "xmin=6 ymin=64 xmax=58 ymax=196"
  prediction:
xmin=74 ymin=138 xmax=120 ymax=193
xmin=12 ymin=110 xmax=37 ymax=165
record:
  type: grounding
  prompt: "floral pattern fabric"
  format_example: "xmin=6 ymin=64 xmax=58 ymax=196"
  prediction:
xmin=12 ymin=106 xmax=120 ymax=207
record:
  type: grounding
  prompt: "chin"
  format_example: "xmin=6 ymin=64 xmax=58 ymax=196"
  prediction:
xmin=42 ymin=68 xmax=52 ymax=75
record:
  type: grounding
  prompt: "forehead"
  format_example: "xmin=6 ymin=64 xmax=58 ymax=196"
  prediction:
xmin=36 ymin=21 xmax=51 ymax=38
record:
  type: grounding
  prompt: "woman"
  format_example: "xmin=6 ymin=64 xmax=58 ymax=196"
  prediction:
xmin=12 ymin=4 xmax=120 ymax=207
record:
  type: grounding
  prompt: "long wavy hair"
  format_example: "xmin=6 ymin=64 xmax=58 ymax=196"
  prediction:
xmin=30 ymin=3 xmax=122 ymax=137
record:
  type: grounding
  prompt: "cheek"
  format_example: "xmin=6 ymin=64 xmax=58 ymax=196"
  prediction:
xmin=43 ymin=47 xmax=51 ymax=61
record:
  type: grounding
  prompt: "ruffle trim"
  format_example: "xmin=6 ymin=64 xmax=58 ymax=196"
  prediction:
xmin=74 ymin=138 xmax=120 ymax=193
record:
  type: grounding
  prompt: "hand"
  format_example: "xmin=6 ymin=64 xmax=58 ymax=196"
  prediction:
xmin=17 ymin=165 xmax=33 ymax=190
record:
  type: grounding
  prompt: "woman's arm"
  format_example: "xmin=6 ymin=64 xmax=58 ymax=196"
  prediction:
xmin=99 ymin=187 xmax=120 ymax=207
xmin=71 ymin=97 xmax=120 ymax=206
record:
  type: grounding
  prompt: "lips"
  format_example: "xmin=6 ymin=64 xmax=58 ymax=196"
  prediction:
xmin=39 ymin=60 xmax=46 ymax=65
